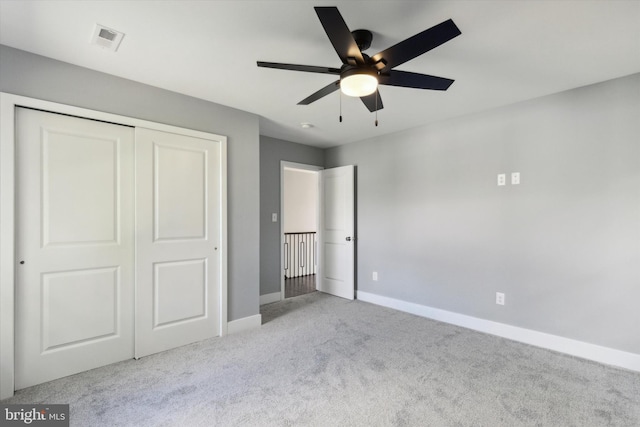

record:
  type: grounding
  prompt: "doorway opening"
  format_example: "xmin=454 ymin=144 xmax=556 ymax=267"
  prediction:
xmin=281 ymin=163 xmax=322 ymax=299
xmin=284 ymin=231 xmax=317 ymax=297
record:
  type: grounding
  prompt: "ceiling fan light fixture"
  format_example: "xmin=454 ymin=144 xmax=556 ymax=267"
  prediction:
xmin=340 ymin=68 xmax=378 ymax=97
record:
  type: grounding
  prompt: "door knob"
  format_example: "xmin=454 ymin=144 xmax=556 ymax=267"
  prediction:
xmin=346 ymin=237 xmax=352 ymax=241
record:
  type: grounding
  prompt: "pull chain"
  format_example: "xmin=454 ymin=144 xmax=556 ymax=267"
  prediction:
xmin=374 ymin=88 xmax=378 ymax=126
xmin=339 ymin=89 xmax=343 ymax=123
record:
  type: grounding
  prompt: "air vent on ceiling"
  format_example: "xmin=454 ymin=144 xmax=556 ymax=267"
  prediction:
xmin=90 ymin=24 xmax=125 ymax=52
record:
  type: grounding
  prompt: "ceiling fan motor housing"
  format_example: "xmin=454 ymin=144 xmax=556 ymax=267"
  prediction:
xmin=351 ymin=29 xmax=373 ymax=51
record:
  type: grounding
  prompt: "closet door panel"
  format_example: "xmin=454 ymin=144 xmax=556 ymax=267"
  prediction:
xmin=15 ymin=108 xmax=135 ymax=389
xmin=135 ymin=127 xmax=221 ymax=358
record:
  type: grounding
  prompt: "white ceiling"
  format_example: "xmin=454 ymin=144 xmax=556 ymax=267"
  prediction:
xmin=1 ymin=0 xmax=639 ymax=148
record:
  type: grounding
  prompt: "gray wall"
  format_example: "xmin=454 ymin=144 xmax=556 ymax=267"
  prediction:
xmin=326 ymin=73 xmax=640 ymax=354
xmin=260 ymin=136 xmax=324 ymax=296
xmin=0 ymin=45 xmax=260 ymax=321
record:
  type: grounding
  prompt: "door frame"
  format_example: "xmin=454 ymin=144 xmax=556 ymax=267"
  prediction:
xmin=279 ymin=161 xmax=323 ymax=301
xmin=0 ymin=92 xmax=228 ymax=399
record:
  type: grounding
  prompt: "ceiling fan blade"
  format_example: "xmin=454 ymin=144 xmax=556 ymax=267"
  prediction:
xmin=257 ymin=61 xmax=341 ymax=75
xmin=360 ymin=90 xmax=383 ymax=112
xmin=298 ymin=80 xmax=341 ymax=105
xmin=314 ymin=7 xmax=365 ymax=65
xmin=371 ymin=19 xmax=461 ymax=72
xmin=379 ymin=70 xmax=454 ymax=91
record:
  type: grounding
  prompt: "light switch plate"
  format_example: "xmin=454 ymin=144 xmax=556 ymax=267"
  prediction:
xmin=272 ymin=213 xmax=278 ymax=222
xmin=511 ymin=172 xmax=520 ymax=185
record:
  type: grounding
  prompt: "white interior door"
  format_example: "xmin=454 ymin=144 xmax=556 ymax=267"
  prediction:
xmin=135 ymin=128 xmax=221 ymax=358
xmin=15 ymin=108 xmax=135 ymax=389
xmin=317 ymin=165 xmax=355 ymax=300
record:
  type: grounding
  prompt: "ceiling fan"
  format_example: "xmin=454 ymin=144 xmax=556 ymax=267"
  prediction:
xmin=257 ymin=6 xmax=461 ymax=115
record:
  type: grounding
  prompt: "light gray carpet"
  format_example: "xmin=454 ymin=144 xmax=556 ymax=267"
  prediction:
xmin=4 ymin=292 xmax=640 ymax=426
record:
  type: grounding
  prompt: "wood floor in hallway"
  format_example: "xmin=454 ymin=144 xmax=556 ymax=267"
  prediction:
xmin=285 ymin=274 xmax=316 ymax=298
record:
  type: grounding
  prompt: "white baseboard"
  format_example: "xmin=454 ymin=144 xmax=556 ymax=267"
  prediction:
xmin=357 ymin=291 xmax=640 ymax=372
xmin=260 ymin=292 xmax=281 ymax=306
xmin=227 ymin=314 xmax=262 ymax=335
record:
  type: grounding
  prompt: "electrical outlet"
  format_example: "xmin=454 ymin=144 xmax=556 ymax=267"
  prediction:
xmin=497 ymin=174 xmax=506 ymax=186
xmin=511 ymin=172 xmax=520 ymax=185
xmin=372 ymin=271 xmax=378 ymax=281
xmin=496 ymin=292 xmax=505 ymax=305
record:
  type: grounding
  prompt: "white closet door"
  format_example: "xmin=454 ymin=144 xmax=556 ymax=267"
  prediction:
xmin=135 ymin=128 xmax=221 ymax=358
xmin=15 ymin=108 xmax=135 ymax=389
xmin=317 ymin=165 xmax=355 ymax=300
